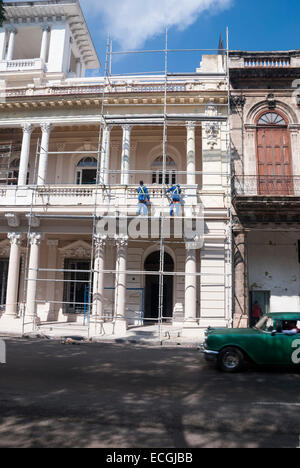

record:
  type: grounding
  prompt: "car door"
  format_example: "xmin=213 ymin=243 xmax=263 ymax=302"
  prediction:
xmin=264 ymin=333 xmax=300 ymax=365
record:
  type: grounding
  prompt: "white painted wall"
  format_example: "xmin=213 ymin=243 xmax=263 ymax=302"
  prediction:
xmin=47 ymin=22 xmax=69 ymax=74
xmin=248 ymin=231 xmax=300 ymax=312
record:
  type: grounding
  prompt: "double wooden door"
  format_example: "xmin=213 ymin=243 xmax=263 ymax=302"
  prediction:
xmin=256 ymin=123 xmax=293 ymax=195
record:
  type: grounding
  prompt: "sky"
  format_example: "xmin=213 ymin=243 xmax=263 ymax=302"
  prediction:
xmin=5 ymin=0 xmax=300 ymax=76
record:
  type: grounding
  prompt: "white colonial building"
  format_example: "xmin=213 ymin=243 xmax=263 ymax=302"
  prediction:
xmin=0 ymin=0 xmax=231 ymax=337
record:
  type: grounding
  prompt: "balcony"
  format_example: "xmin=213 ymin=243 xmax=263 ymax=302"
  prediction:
xmin=0 ymin=58 xmax=46 ymax=73
xmin=0 ymin=184 xmax=201 ymax=216
xmin=233 ymin=176 xmax=300 ymax=224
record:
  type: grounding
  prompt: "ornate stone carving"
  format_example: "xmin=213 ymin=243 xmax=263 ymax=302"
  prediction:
xmin=22 ymin=123 xmax=34 ymax=135
xmin=205 ymin=122 xmax=220 ymax=150
xmin=40 ymin=121 xmax=52 ymax=134
xmin=115 ymin=235 xmax=129 ymax=249
xmin=94 ymin=234 xmax=107 ymax=249
xmin=205 ymin=104 xmax=218 ymax=117
xmin=29 ymin=232 xmax=42 ymax=246
xmin=7 ymin=232 xmax=23 ymax=246
xmin=230 ymin=95 xmax=246 ymax=109
xmin=59 ymin=240 xmax=92 ymax=259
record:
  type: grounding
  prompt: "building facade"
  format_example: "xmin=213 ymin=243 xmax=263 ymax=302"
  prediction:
xmin=0 ymin=1 xmax=231 ymax=337
xmin=230 ymin=51 xmax=300 ymax=327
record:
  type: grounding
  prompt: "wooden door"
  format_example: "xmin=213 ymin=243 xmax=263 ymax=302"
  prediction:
xmin=256 ymin=112 xmax=294 ymax=195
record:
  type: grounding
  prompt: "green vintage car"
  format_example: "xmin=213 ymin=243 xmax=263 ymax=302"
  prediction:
xmin=202 ymin=313 xmax=300 ymax=373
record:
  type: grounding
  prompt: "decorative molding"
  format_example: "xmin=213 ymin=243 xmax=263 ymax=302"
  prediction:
xmin=267 ymin=93 xmax=276 ymax=110
xmin=21 ymin=123 xmax=34 ymax=135
xmin=115 ymin=235 xmax=129 ymax=249
xmin=40 ymin=121 xmax=53 ymax=134
xmin=5 ymin=213 xmax=20 ymax=227
xmin=230 ymin=95 xmax=246 ymax=108
xmin=59 ymin=240 xmax=92 ymax=259
xmin=28 ymin=232 xmax=42 ymax=246
xmin=7 ymin=232 xmax=23 ymax=246
xmin=205 ymin=104 xmax=218 ymax=117
xmin=204 ymin=122 xmax=220 ymax=150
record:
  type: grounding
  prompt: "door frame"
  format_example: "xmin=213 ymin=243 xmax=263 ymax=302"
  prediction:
xmin=255 ymin=110 xmax=294 ymax=196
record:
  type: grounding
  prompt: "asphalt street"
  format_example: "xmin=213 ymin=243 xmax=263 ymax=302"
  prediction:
xmin=0 ymin=338 xmax=300 ymax=448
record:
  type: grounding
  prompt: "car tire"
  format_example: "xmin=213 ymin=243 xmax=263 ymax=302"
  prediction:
xmin=218 ymin=347 xmax=245 ymax=373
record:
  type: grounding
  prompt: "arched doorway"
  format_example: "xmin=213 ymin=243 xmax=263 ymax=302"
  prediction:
xmin=144 ymin=251 xmax=174 ymax=321
xmin=255 ymin=111 xmax=294 ymax=195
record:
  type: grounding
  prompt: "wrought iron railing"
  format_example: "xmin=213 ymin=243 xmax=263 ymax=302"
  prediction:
xmin=233 ymin=176 xmax=300 ymax=196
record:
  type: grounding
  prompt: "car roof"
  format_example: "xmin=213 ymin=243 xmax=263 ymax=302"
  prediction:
xmin=268 ymin=313 xmax=300 ymax=321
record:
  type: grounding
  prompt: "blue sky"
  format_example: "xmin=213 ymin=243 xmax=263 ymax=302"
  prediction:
xmin=5 ymin=0 xmax=300 ymax=76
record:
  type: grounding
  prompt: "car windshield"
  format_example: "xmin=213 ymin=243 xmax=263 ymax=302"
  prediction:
xmin=254 ymin=316 xmax=275 ymax=332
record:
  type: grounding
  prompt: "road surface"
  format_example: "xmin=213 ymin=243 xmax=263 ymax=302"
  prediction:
xmin=0 ymin=338 xmax=299 ymax=448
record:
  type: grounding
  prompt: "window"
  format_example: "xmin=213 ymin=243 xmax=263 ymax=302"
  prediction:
xmin=151 ymin=156 xmax=176 ymax=185
xmin=8 ymin=159 xmax=29 ymax=185
xmin=257 ymin=112 xmax=286 ymax=126
xmin=256 ymin=111 xmax=293 ymax=195
xmin=76 ymin=157 xmax=97 ymax=185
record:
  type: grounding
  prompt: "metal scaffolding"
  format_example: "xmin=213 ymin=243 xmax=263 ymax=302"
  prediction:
xmin=0 ymin=30 xmax=233 ymax=338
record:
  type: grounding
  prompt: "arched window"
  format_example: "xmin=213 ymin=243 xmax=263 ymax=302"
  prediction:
xmin=76 ymin=157 xmax=97 ymax=185
xmin=257 ymin=112 xmax=287 ymax=126
xmin=256 ymin=110 xmax=293 ymax=195
xmin=151 ymin=156 xmax=177 ymax=185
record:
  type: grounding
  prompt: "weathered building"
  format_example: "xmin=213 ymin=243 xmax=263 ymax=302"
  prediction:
xmin=0 ymin=0 xmax=231 ymax=337
xmin=230 ymin=51 xmax=300 ymax=327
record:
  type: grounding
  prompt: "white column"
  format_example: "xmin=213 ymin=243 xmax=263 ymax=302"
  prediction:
xmin=40 ymin=26 xmax=50 ymax=63
xmin=100 ymin=126 xmax=112 ymax=185
xmin=114 ymin=236 xmax=128 ymax=333
xmin=5 ymin=233 xmax=22 ymax=317
xmin=92 ymin=235 xmax=106 ymax=318
xmin=18 ymin=123 xmax=34 ymax=186
xmin=37 ymin=122 xmax=52 ymax=186
xmin=46 ymin=240 xmax=58 ymax=320
xmin=186 ymin=121 xmax=196 ymax=185
xmin=76 ymin=58 xmax=82 ymax=77
xmin=121 ymin=125 xmax=132 ymax=185
xmin=6 ymin=28 xmax=17 ymax=61
xmin=26 ymin=233 xmax=42 ymax=320
xmin=184 ymin=244 xmax=197 ymax=322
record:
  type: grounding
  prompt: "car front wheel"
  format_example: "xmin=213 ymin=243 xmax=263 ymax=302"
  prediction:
xmin=218 ymin=347 xmax=245 ymax=373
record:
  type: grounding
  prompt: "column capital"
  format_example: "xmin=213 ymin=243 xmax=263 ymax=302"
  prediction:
xmin=40 ymin=121 xmax=53 ymax=134
xmin=41 ymin=25 xmax=51 ymax=33
xmin=186 ymin=121 xmax=197 ymax=130
xmin=115 ymin=235 xmax=129 ymax=249
xmin=22 ymin=123 xmax=34 ymax=135
xmin=94 ymin=234 xmax=107 ymax=248
xmin=28 ymin=232 xmax=43 ymax=246
xmin=122 ymin=124 xmax=133 ymax=133
xmin=7 ymin=232 xmax=23 ymax=246
xmin=8 ymin=27 xmax=17 ymax=34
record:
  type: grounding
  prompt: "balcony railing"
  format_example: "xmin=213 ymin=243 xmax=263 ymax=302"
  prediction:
xmin=0 ymin=58 xmax=45 ymax=72
xmin=244 ymin=57 xmax=290 ymax=68
xmin=0 ymin=184 xmax=202 ymax=213
xmin=233 ymin=176 xmax=300 ymax=196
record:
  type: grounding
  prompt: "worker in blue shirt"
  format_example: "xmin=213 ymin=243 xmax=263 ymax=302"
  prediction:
xmin=137 ymin=180 xmax=150 ymax=216
xmin=166 ymin=184 xmax=182 ymax=216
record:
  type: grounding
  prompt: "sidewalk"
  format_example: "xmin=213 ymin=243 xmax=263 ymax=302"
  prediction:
xmin=13 ymin=323 xmax=206 ymax=348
